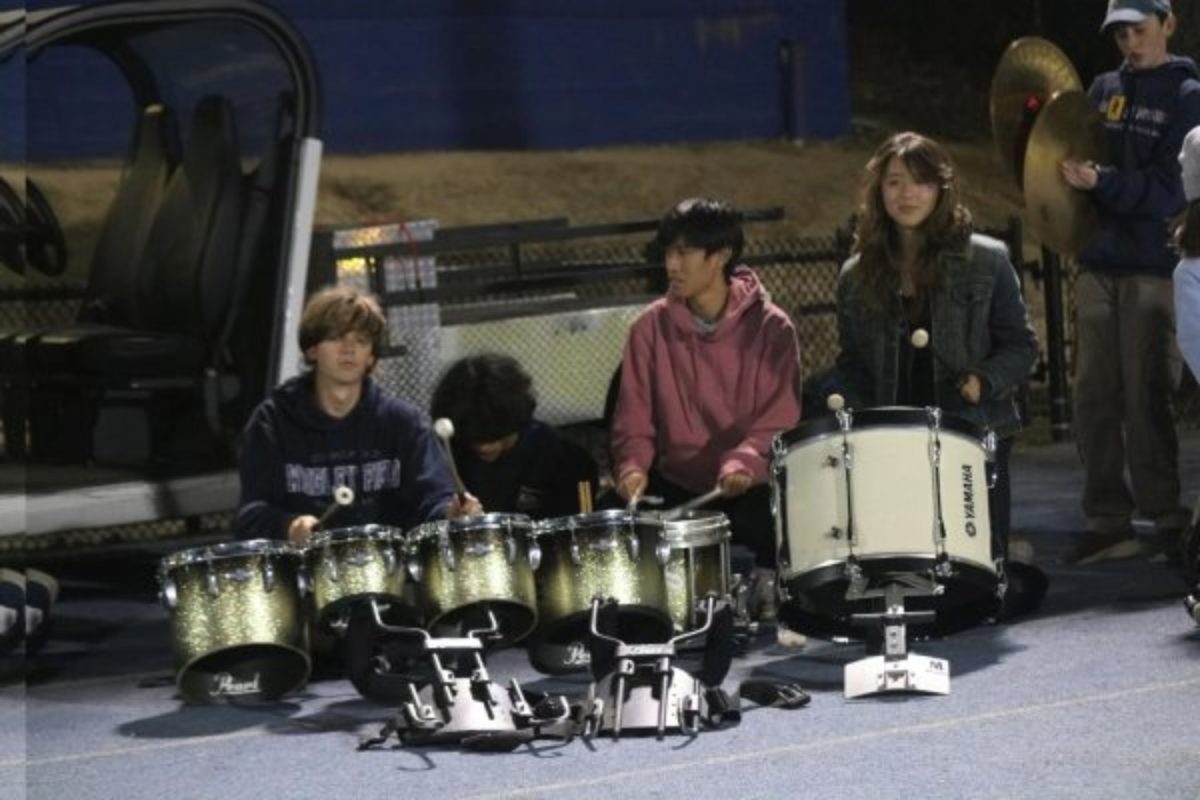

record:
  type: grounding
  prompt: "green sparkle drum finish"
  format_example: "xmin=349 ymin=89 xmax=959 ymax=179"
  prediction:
xmin=159 ymin=540 xmax=309 ymax=704
xmin=661 ymin=511 xmax=731 ymax=632
xmin=305 ymin=525 xmax=408 ymax=630
xmin=534 ymin=510 xmax=671 ymax=643
xmin=407 ymin=513 xmax=538 ymax=645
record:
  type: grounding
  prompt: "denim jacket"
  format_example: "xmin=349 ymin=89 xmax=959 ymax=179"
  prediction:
xmin=834 ymin=234 xmax=1038 ymax=438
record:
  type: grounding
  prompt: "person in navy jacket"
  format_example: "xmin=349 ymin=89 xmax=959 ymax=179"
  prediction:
xmin=1059 ymin=0 xmax=1200 ymax=564
xmin=236 ymin=285 xmax=479 ymax=544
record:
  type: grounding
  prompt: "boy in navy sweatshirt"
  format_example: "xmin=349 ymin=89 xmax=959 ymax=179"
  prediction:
xmin=235 ymin=286 xmax=479 ymax=544
xmin=1059 ymin=0 xmax=1200 ymax=564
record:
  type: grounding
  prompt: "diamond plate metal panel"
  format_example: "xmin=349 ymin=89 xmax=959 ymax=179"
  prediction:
xmin=437 ymin=302 xmax=646 ymax=425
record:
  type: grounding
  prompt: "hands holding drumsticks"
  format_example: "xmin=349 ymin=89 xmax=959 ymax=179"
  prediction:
xmin=433 ymin=417 xmax=484 ymax=519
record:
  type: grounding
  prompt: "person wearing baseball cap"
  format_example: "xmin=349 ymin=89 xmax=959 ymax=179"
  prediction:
xmin=1060 ymin=0 xmax=1200 ymax=565
xmin=1101 ymin=0 xmax=1172 ymax=33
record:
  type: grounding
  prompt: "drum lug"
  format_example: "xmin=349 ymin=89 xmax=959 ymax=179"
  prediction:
xmin=982 ymin=429 xmax=998 ymax=461
xmin=205 ymin=567 xmax=220 ymax=598
xmin=441 ymin=534 xmax=457 ymax=572
xmin=325 ymin=551 xmax=340 ymax=583
xmin=383 ymin=546 xmax=397 ymax=576
xmin=297 ymin=570 xmax=310 ymax=597
xmin=505 ymin=535 xmax=519 ymax=565
xmin=159 ymin=579 xmax=177 ymax=610
xmin=655 ymin=539 xmax=671 ymax=567
xmin=262 ymin=559 xmax=276 ymax=594
xmin=528 ymin=538 xmax=542 ymax=571
xmin=569 ymin=525 xmax=582 ymax=566
xmin=407 ymin=556 xmax=423 ymax=583
xmin=625 ymin=531 xmax=640 ymax=562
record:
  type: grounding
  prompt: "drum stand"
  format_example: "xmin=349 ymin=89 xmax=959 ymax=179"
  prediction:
xmin=580 ymin=595 xmax=736 ymax=740
xmin=843 ymin=578 xmax=950 ymax=699
xmin=358 ymin=600 xmax=571 ymax=748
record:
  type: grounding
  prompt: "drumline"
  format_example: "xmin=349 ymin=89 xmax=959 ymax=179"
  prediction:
xmin=159 ymin=406 xmax=1011 ymax=704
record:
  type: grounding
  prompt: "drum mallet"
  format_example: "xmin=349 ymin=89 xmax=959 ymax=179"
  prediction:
xmin=315 ymin=485 xmax=355 ymax=531
xmin=433 ymin=417 xmax=468 ymax=496
xmin=826 ymin=393 xmax=845 ymax=412
xmin=662 ymin=486 xmax=723 ymax=521
xmin=910 ymin=328 xmax=960 ymax=377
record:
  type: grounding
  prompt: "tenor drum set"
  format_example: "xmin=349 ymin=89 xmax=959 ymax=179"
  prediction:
xmin=158 ymin=505 xmax=739 ymax=712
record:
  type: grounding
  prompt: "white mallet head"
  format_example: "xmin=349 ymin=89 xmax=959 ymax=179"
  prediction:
xmin=910 ymin=328 xmax=930 ymax=349
xmin=433 ymin=417 xmax=455 ymax=440
xmin=826 ymin=393 xmax=845 ymax=412
xmin=333 ymin=485 xmax=355 ymax=506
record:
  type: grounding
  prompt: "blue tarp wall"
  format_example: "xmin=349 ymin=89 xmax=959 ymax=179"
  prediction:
xmin=19 ymin=0 xmax=849 ymax=159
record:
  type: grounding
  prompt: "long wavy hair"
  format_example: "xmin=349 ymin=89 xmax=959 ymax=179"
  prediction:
xmin=852 ymin=132 xmax=973 ymax=313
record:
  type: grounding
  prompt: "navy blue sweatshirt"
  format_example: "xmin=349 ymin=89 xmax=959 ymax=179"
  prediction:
xmin=451 ymin=420 xmax=598 ymax=519
xmin=1082 ymin=56 xmax=1200 ymax=276
xmin=235 ymin=374 xmax=455 ymax=540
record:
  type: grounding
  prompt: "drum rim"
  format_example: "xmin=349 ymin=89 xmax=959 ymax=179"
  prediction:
xmin=660 ymin=511 xmax=731 ymax=547
xmin=407 ymin=512 xmax=535 ymax=543
xmin=782 ymin=553 xmax=999 ymax=587
xmin=537 ymin=508 xmax=661 ymax=535
xmin=776 ymin=406 xmax=987 ymax=449
xmin=161 ymin=539 xmax=300 ymax=571
xmin=308 ymin=524 xmax=403 ymax=548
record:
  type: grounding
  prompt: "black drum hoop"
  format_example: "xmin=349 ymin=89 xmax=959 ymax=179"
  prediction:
xmin=775 ymin=406 xmax=986 ymax=451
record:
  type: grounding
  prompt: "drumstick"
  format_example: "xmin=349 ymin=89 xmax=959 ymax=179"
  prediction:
xmin=432 ymin=417 xmax=468 ymax=496
xmin=662 ymin=486 xmax=723 ymax=521
xmin=578 ymin=480 xmax=593 ymax=514
xmin=314 ymin=485 xmax=355 ymax=530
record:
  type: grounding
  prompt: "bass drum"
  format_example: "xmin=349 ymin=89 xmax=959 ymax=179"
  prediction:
xmin=772 ymin=407 xmax=1000 ymax=639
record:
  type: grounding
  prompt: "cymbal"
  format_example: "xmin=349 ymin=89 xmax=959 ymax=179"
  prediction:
xmin=990 ymin=37 xmax=1082 ymax=191
xmin=1022 ymin=89 xmax=1108 ymax=256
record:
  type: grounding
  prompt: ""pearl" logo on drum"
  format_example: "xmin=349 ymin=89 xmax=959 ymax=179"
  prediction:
xmin=212 ymin=672 xmax=262 ymax=696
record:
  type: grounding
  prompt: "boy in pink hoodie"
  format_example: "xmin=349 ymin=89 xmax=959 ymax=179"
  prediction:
xmin=611 ymin=198 xmax=803 ymax=581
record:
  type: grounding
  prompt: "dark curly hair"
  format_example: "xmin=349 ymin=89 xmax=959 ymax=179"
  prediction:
xmin=430 ymin=354 xmax=537 ymax=444
xmin=852 ymin=132 xmax=973 ymax=314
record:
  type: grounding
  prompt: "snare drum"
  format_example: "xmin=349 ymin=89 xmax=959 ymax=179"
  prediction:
xmin=406 ymin=513 xmax=538 ymax=645
xmin=159 ymin=540 xmax=309 ymax=703
xmin=660 ymin=511 xmax=732 ymax=632
xmin=772 ymin=407 xmax=999 ymax=638
xmin=305 ymin=525 xmax=410 ymax=631
xmin=534 ymin=510 xmax=672 ymax=644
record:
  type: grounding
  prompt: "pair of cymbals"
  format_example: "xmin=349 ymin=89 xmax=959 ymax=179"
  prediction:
xmin=990 ymin=37 xmax=1109 ymax=256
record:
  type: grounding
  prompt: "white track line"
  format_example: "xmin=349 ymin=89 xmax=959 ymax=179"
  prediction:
xmin=464 ymin=674 xmax=1200 ymax=800
xmin=5 ymin=673 xmax=1198 ymax=774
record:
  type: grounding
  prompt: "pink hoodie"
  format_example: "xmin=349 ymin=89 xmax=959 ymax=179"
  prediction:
xmin=611 ymin=266 xmax=803 ymax=494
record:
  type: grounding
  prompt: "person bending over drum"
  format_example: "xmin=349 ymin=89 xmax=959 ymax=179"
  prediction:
xmin=610 ymin=197 xmax=803 ymax=615
xmin=833 ymin=131 xmax=1043 ymax=618
xmin=430 ymin=353 xmax=599 ymax=519
xmin=235 ymin=285 xmax=479 ymax=546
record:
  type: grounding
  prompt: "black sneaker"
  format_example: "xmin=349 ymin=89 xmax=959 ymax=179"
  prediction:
xmin=1060 ymin=530 xmax=1144 ymax=566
